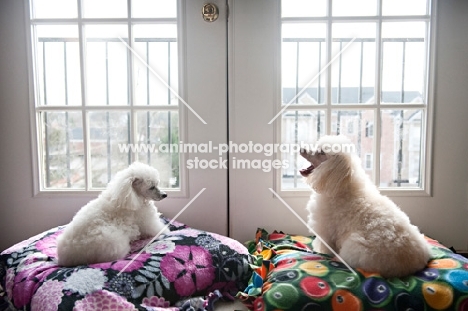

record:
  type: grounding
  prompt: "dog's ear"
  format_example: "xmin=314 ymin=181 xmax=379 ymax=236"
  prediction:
xmin=312 ymin=154 xmax=352 ymax=197
xmin=111 ymin=177 xmax=142 ymax=210
xmin=131 ymin=177 xmax=144 ymax=195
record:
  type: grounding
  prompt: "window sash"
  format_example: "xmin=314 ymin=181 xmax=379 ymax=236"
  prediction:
xmin=278 ymin=0 xmax=436 ymax=196
xmin=27 ymin=1 xmax=184 ymax=193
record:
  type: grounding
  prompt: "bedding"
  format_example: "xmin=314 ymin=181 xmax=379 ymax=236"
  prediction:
xmin=0 ymin=217 xmax=253 ymax=311
xmin=238 ymin=229 xmax=468 ymax=311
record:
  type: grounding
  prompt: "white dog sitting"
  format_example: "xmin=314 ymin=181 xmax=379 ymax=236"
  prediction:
xmin=300 ymin=135 xmax=430 ymax=278
xmin=57 ymin=162 xmax=169 ymax=267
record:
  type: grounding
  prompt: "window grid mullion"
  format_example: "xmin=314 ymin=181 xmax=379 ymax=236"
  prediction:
xmin=374 ymin=0 xmax=383 ymax=187
xmin=76 ymin=0 xmax=91 ymax=191
xmin=325 ymin=1 xmax=332 ymax=135
xmin=41 ymin=38 xmax=51 ymax=188
xmin=127 ymin=0 xmax=136 ymax=165
xmin=35 ymin=105 xmax=180 ymax=112
xmin=63 ymin=41 xmax=72 ymax=188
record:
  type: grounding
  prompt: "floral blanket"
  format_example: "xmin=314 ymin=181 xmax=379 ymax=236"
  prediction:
xmin=238 ymin=229 xmax=468 ymax=311
xmin=0 ymin=218 xmax=253 ymax=311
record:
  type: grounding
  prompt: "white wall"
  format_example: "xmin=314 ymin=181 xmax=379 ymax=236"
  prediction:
xmin=1 ymin=0 xmax=467 ymax=251
xmin=0 ymin=0 xmax=93 ymax=251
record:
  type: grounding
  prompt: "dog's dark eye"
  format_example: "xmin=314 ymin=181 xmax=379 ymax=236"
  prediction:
xmin=149 ymin=186 xmax=156 ymax=190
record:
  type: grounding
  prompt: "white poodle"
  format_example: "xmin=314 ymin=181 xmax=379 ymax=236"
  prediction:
xmin=300 ymin=135 xmax=430 ymax=278
xmin=57 ymin=162 xmax=169 ymax=267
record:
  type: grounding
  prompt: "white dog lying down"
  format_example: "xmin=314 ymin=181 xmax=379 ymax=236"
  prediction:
xmin=57 ymin=162 xmax=169 ymax=267
xmin=300 ymin=135 xmax=430 ymax=278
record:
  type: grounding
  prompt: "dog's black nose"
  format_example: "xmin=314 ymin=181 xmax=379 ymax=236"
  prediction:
xmin=161 ymin=193 xmax=167 ymax=199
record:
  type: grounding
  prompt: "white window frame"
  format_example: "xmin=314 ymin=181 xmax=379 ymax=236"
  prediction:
xmin=276 ymin=0 xmax=437 ymax=197
xmin=25 ymin=0 xmax=188 ymax=196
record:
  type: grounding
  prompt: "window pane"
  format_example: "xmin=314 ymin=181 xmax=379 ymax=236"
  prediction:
xmin=40 ymin=111 xmax=84 ymax=189
xmin=331 ymin=23 xmax=376 ymax=104
xmin=88 ymin=111 xmax=130 ymax=188
xmin=136 ymin=111 xmax=179 ymax=188
xmin=32 ymin=0 xmax=77 ymax=19
xmin=380 ymin=109 xmax=423 ymax=188
xmin=383 ymin=0 xmax=428 ymax=16
xmin=282 ymin=0 xmax=327 ymax=17
xmin=82 ymin=0 xmax=127 ymax=18
xmin=381 ymin=22 xmax=427 ymax=104
xmin=333 ymin=0 xmax=377 ymax=16
xmin=331 ymin=110 xmax=375 ymax=182
xmin=85 ymin=25 xmax=129 ymax=106
xmin=133 ymin=24 xmax=178 ymax=106
xmin=282 ymin=23 xmax=326 ymax=105
xmin=282 ymin=110 xmax=325 ymax=189
xmin=132 ymin=0 xmax=177 ymax=18
xmin=35 ymin=25 xmax=81 ymax=106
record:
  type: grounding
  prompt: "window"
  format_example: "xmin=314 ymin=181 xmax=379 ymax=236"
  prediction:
xmin=28 ymin=0 xmax=180 ymax=191
xmin=280 ymin=0 xmax=434 ymax=192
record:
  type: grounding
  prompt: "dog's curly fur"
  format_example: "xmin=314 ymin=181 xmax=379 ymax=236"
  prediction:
xmin=57 ymin=162 xmax=169 ymax=267
xmin=300 ymin=135 xmax=430 ymax=278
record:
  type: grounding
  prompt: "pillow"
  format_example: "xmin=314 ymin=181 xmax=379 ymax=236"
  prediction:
xmin=238 ymin=228 xmax=468 ymax=311
xmin=0 ymin=217 xmax=253 ymax=310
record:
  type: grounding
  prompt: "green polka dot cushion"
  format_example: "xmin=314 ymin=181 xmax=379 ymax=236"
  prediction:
xmin=238 ymin=228 xmax=468 ymax=311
